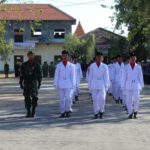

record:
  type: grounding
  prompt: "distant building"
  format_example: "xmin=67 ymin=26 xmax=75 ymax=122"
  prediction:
xmin=74 ymin=21 xmax=85 ymax=38
xmin=82 ymin=27 xmax=127 ymax=63
xmin=0 ymin=4 xmax=76 ymax=71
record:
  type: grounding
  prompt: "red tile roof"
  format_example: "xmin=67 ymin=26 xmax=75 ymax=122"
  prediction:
xmin=74 ymin=21 xmax=85 ymax=37
xmin=0 ymin=4 xmax=76 ymax=22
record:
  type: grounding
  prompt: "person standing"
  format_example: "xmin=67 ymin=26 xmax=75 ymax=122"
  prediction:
xmin=54 ymin=50 xmax=75 ymax=118
xmin=108 ymin=57 xmax=115 ymax=96
xmin=15 ymin=61 xmax=20 ymax=77
xmin=42 ymin=61 xmax=49 ymax=77
xmin=114 ymin=55 xmax=125 ymax=103
xmin=88 ymin=52 xmax=110 ymax=119
xmin=19 ymin=51 xmax=42 ymax=117
xmin=49 ymin=61 xmax=55 ymax=78
xmin=73 ymin=57 xmax=83 ymax=101
xmin=4 ymin=62 xmax=9 ymax=78
xmin=121 ymin=52 xmax=144 ymax=119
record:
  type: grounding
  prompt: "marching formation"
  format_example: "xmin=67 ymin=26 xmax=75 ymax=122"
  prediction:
xmin=19 ymin=50 xmax=144 ymax=120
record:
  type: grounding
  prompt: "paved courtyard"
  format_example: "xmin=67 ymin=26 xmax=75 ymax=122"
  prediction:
xmin=0 ymin=78 xmax=150 ymax=150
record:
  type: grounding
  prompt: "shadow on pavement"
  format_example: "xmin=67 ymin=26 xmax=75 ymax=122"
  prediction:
xmin=0 ymin=79 xmax=149 ymax=130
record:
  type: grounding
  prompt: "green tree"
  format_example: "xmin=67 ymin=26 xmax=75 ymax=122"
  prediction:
xmin=0 ymin=21 xmax=13 ymax=63
xmin=114 ymin=0 xmax=150 ymax=61
xmin=84 ymin=34 xmax=95 ymax=63
xmin=63 ymin=33 xmax=95 ymax=64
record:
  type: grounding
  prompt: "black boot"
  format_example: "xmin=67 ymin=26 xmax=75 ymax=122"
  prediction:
xmin=128 ymin=113 xmax=133 ymax=119
xmin=99 ymin=112 xmax=104 ymax=119
xmin=26 ymin=108 xmax=31 ymax=117
xmin=120 ymin=99 xmax=123 ymax=104
xmin=94 ymin=114 xmax=98 ymax=119
xmin=134 ymin=112 xmax=137 ymax=119
xmin=75 ymin=96 xmax=78 ymax=101
xmin=66 ymin=112 xmax=70 ymax=118
xmin=31 ymin=107 xmax=36 ymax=117
xmin=59 ymin=113 xmax=65 ymax=118
xmin=116 ymin=100 xmax=119 ymax=104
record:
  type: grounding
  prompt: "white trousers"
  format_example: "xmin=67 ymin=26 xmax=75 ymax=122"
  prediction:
xmin=126 ymin=90 xmax=140 ymax=115
xmin=108 ymin=81 xmax=112 ymax=94
xmin=114 ymin=82 xmax=123 ymax=100
xmin=91 ymin=89 xmax=106 ymax=114
xmin=75 ymin=86 xmax=80 ymax=96
xmin=59 ymin=89 xmax=72 ymax=113
xmin=122 ymin=90 xmax=127 ymax=106
xmin=112 ymin=82 xmax=116 ymax=98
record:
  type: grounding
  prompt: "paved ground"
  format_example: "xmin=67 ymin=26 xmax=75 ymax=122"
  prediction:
xmin=0 ymin=78 xmax=150 ymax=150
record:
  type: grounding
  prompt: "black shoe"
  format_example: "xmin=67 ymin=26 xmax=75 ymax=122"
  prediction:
xmin=26 ymin=113 xmax=31 ymax=118
xmin=75 ymin=96 xmax=78 ymax=101
xmin=94 ymin=114 xmax=98 ymax=119
xmin=66 ymin=112 xmax=70 ymax=118
xmin=128 ymin=113 xmax=133 ymax=119
xmin=31 ymin=107 xmax=36 ymax=117
xmin=116 ymin=100 xmax=119 ymax=104
xmin=59 ymin=113 xmax=65 ymax=118
xmin=26 ymin=109 xmax=31 ymax=118
xmin=120 ymin=99 xmax=123 ymax=104
xmin=99 ymin=112 xmax=103 ymax=119
xmin=108 ymin=93 xmax=112 ymax=96
xmin=123 ymin=106 xmax=127 ymax=111
xmin=68 ymin=110 xmax=72 ymax=114
xmin=134 ymin=112 xmax=137 ymax=119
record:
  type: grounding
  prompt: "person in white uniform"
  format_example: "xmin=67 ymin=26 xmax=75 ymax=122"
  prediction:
xmin=111 ymin=57 xmax=117 ymax=99
xmin=108 ymin=57 xmax=115 ymax=96
xmin=69 ymin=56 xmax=76 ymax=105
xmin=86 ymin=60 xmax=94 ymax=95
xmin=121 ymin=52 xmax=144 ymax=119
xmin=54 ymin=50 xmax=75 ymax=118
xmin=114 ymin=55 xmax=125 ymax=103
xmin=89 ymin=52 xmax=110 ymax=119
xmin=73 ymin=57 xmax=83 ymax=101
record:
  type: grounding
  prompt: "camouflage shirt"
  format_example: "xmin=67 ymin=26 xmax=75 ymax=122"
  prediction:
xmin=20 ymin=61 xmax=42 ymax=85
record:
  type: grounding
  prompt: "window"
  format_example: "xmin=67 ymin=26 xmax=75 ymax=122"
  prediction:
xmin=31 ymin=29 xmax=42 ymax=37
xmin=14 ymin=29 xmax=23 ymax=43
xmin=54 ymin=29 xmax=65 ymax=39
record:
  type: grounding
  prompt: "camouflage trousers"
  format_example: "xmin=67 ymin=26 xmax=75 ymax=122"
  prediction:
xmin=23 ymin=81 xmax=38 ymax=109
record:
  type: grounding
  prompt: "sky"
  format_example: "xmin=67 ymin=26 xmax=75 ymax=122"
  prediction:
xmin=6 ymin=0 xmax=124 ymax=35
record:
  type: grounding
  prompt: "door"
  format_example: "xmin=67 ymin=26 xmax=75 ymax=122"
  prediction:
xmin=14 ymin=55 xmax=24 ymax=65
xmin=14 ymin=55 xmax=24 ymax=77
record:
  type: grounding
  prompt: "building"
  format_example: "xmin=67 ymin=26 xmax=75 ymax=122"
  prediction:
xmin=0 ymin=4 xmax=76 ymax=71
xmin=82 ymin=27 xmax=127 ymax=63
xmin=74 ymin=21 xmax=85 ymax=38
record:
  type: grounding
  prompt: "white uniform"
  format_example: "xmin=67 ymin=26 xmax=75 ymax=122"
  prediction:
xmin=111 ymin=63 xmax=117 ymax=98
xmin=70 ymin=63 xmax=76 ymax=103
xmin=121 ymin=63 xmax=144 ymax=115
xmin=108 ymin=63 xmax=115 ymax=94
xmin=54 ymin=62 xmax=75 ymax=113
xmin=74 ymin=63 xmax=83 ymax=97
xmin=121 ymin=63 xmax=128 ymax=106
xmin=114 ymin=62 xmax=124 ymax=100
xmin=88 ymin=63 xmax=110 ymax=114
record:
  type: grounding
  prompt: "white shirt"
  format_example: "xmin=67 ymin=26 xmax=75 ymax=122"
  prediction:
xmin=74 ymin=63 xmax=83 ymax=86
xmin=88 ymin=62 xmax=110 ymax=90
xmin=121 ymin=63 xmax=144 ymax=90
xmin=54 ymin=62 xmax=76 ymax=89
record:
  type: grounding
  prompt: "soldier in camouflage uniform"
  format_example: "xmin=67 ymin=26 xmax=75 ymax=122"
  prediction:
xmin=19 ymin=51 xmax=42 ymax=117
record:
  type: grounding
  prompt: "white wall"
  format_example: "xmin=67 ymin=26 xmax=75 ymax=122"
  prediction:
xmin=0 ymin=43 xmax=63 ymax=72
